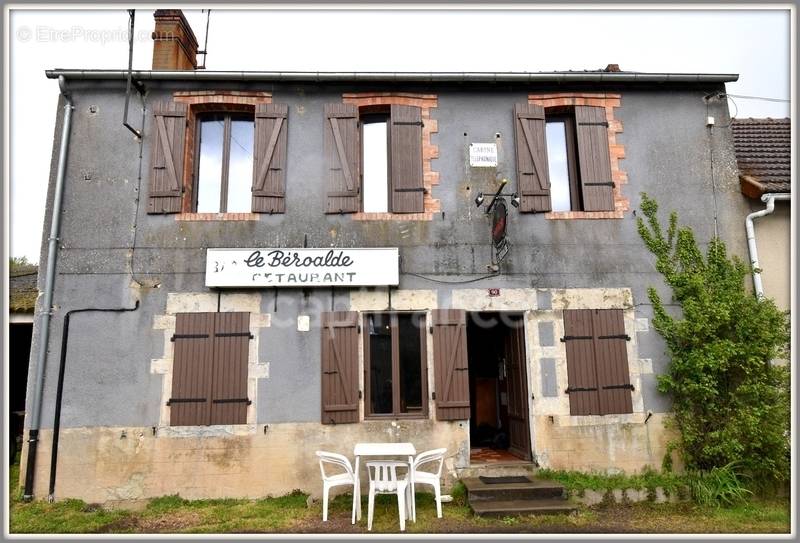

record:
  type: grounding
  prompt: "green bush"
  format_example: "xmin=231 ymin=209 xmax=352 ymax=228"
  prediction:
xmin=637 ymin=193 xmax=790 ymax=484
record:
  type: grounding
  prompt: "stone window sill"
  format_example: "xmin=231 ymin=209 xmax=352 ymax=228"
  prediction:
xmin=175 ymin=213 xmax=260 ymax=221
xmin=351 ymin=212 xmax=435 ymax=221
xmin=545 ymin=210 xmax=624 ymax=220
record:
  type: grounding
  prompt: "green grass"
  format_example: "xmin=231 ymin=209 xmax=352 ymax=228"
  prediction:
xmin=8 ymin=457 xmax=789 ymax=534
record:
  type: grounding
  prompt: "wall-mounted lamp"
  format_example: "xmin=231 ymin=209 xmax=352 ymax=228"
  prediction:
xmin=475 ymin=179 xmax=519 ymax=214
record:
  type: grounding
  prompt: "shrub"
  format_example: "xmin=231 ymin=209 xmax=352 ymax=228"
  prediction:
xmin=637 ymin=193 xmax=790 ymax=485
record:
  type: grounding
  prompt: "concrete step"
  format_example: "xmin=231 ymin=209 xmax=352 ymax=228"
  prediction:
xmin=469 ymin=497 xmax=579 ymax=517
xmin=462 ymin=477 xmax=565 ymax=501
xmin=456 ymin=463 xmax=538 ymax=479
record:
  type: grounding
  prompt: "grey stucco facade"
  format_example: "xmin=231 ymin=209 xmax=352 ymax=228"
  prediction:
xmin=22 ymin=75 xmax=748 ymax=502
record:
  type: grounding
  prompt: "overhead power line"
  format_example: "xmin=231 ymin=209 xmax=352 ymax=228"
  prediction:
xmin=724 ymin=93 xmax=790 ymax=103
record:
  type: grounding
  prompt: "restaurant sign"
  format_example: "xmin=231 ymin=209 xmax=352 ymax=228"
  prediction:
xmin=206 ymin=248 xmax=399 ymax=288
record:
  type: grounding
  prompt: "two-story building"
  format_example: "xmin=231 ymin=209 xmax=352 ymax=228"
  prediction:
xmin=21 ymin=10 xmax=750 ymax=504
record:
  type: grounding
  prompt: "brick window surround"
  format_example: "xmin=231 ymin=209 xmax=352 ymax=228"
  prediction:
xmin=528 ymin=93 xmax=628 ymax=220
xmin=342 ymin=92 xmax=441 ymax=221
xmin=172 ymin=91 xmax=272 ymax=221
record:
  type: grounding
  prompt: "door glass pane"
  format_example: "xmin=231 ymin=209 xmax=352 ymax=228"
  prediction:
xmin=398 ymin=313 xmax=424 ymax=413
xmin=545 ymin=121 xmax=572 ymax=212
xmin=368 ymin=313 xmax=392 ymax=414
xmin=227 ymin=119 xmax=254 ymax=213
xmin=362 ymin=119 xmax=389 ymax=213
xmin=196 ymin=117 xmax=225 ymax=213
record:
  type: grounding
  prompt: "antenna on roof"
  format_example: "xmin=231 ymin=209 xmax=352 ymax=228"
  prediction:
xmin=197 ymin=9 xmax=211 ymax=70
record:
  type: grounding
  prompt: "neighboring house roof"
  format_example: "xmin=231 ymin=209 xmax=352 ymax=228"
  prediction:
xmin=732 ymin=118 xmax=791 ymax=198
xmin=9 ymin=268 xmax=38 ymax=313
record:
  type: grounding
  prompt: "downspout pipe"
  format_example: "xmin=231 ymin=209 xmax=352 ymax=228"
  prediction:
xmin=23 ymin=76 xmax=74 ymax=500
xmin=745 ymin=193 xmax=791 ymax=299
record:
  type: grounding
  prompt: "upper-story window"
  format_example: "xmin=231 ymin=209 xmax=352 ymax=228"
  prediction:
xmin=146 ymin=98 xmax=288 ymax=217
xmin=324 ymin=103 xmax=425 ymax=215
xmin=545 ymin=110 xmax=580 ymax=212
xmin=361 ymin=112 xmax=391 ymax=213
xmin=195 ymin=113 xmax=255 ymax=213
xmin=515 ymin=102 xmax=617 ymax=214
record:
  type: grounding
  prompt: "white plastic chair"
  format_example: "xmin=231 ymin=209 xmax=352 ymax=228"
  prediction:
xmin=315 ymin=451 xmax=358 ymax=524
xmin=365 ymin=460 xmax=410 ymax=531
xmin=409 ymin=448 xmax=447 ymax=521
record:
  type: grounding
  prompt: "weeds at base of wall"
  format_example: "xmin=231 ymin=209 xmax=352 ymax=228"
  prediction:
xmin=538 ymin=468 xmax=686 ymax=498
xmin=450 ymin=481 xmax=468 ymax=506
xmin=541 ymin=465 xmax=763 ymax=508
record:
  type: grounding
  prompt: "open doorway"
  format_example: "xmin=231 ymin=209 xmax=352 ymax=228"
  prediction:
xmin=9 ymin=322 xmax=32 ymax=463
xmin=467 ymin=312 xmax=531 ymax=464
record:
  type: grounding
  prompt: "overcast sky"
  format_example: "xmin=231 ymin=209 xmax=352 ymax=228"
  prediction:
xmin=8 ymin=7 xmax=791 ymax=262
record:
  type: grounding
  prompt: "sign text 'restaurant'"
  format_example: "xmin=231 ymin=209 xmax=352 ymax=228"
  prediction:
xmin=206 ymin=248 xmax=399 ymax=287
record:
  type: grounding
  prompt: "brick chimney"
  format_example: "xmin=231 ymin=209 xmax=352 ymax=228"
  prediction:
xmin=152 ymin=9 xmax=199 ymax=70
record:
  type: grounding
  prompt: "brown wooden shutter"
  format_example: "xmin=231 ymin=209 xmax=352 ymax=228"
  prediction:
xmin=170 ymin=313 xmax=215 ymax=425
xmin=390 ymin=104 xmax=425 ymax=213
xmin=324 ymin=104 xmax=360 ymax=214
xmin=575 ymin=105 xmax=614 ymax=211
xmin=252 ymin=103 xmax=288 ymax=213
xmin=514 ymin=103 xmax=551 ymax=213
xmin=563 ymin=309 xmax=600 ymax=416
xmin=592 ymin=309 xmax=633 ymax=415
xmin=210 ymin=312 xmax=251 ymax=425
xmin=432 ymin=309 xmax=470 ymax=421
xmin=321 ymin=311 xmax=360 ymax=424
xmin=148 ymin=101 xmax=187 ymax=214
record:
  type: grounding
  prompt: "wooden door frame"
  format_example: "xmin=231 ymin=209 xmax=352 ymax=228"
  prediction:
xmin=465 ymin=311 xmax=533 ymax=462
xmin=504 ymin=315 xmax=532 ymax=461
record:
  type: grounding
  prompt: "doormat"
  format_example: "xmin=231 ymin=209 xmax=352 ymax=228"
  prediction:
xmin=479 ymin=475 xmax=531 ymax=484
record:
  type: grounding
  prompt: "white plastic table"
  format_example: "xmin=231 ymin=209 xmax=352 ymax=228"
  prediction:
xmin=353 ymin=442 xmax=417 ymax=522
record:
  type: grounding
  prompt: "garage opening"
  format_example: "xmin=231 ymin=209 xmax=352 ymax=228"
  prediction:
xmin=467 ymin=312 xmax=531 ymax=464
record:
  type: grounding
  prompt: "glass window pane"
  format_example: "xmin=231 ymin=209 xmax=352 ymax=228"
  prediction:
xmin=362 ymin=120 xmax=389 ymax=213
xmin=196 ymin=117 xmax=225 ymax=213
xmin=545 ymin=121 xmax=572 ymax=212
xmin=368 ymin=314 xmax=393 ymax=414
xmin=398 ymin=313 xmax=424 ymax=414
xmin=227 ymin=119 xmax=254 ymax=213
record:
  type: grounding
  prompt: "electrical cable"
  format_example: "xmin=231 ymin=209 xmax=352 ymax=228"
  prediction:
xmin=723 ymin=93 xmax=790 ymax=103
xmin=707 ymin=99 xmax=719 ymax=239
xmin=47 ymin=302 xmax=140 ymax=500
xmin=405 ymin=272 xmax=500 ymax=284
xmin=128 ymin=90 xmax=149 ymax=287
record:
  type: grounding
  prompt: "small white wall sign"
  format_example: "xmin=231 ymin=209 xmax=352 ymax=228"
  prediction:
xmin=206 ymin=248 xmax=399 ymax=288
xmin=469 ymin=143 xmax=498 ymax=167
xmin=297 ymin=315 xmax=310 ymax=332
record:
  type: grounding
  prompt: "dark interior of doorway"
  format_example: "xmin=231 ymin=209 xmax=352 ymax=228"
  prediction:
xmin=10 ymin=323 xmax=33 ymax=463
xmin=467 ymin=312 xmax=528 ymax=463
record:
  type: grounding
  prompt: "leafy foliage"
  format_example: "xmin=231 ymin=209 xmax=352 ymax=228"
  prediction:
xmin=637 ymin=193 xmax=790 ymax=484
xmin=687 ymin=462 xmax=752 ymax=508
